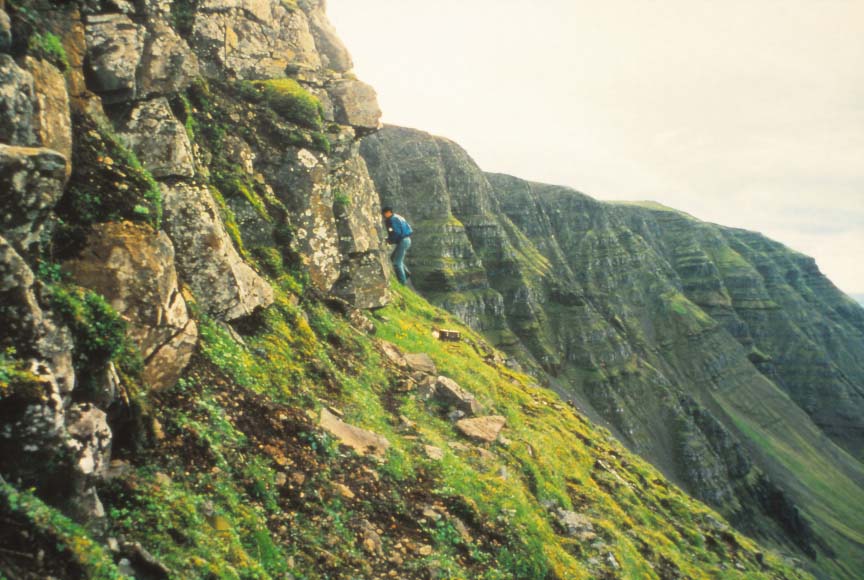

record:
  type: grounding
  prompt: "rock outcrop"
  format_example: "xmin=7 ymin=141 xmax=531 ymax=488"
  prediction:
xmin=161 ymin=182 xmax=274 ymax=321
xmin=61 ymin=222 xmax=198 ymax=390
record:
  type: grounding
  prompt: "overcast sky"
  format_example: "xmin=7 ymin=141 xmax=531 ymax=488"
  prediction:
xmin=329 ymin=0 xmax=864 ymax=295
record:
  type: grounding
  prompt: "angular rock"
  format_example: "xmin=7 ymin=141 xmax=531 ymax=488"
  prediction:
xmin=404 ymin=353 xmax=437 ymax=375
xmin=62 ymin=222 xmax=198 ymax=390
xmin=455 ymin=415 xmax=506 ymax=443
xmin=192 ymin=1 xmax=321 ymax=80
xmin=162 ymin=182 xmax=274 ymax=320
xmin=23 ymin=57 xmax=72 ymax=168
xmin=0 ymin=54 xmax=36 ymax=145
xmin=319 ymin=408 xmax=390 ymax=457
xmin=380 ymin=341 xmax=407 ymax=368
xmin=138 ymin=20 xmax=199 ymax=96
xmin=118 ymin=98 xmax=195 ymax=179
xmin=66 ymin=403 xmax=112 ymax=479
xmin=85 ymin=14 xmax=145 ymax=101
xmin=0 ymin=145 xmax=68 ymax=258
xmin=422 ymin=376 xmax=484 ymax=417
xmin=328 ymin=80 xmax=382 ymax=133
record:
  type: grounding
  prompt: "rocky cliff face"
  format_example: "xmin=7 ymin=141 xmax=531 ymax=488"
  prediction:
xmin=1 ymin=0 xmax=387 ymax=535
xmin=362 ymin=125 xmax=864 ymax=579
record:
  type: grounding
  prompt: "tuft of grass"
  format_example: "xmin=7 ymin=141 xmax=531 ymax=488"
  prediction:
xmin=28 ymin=32 xmax=70 ymax=71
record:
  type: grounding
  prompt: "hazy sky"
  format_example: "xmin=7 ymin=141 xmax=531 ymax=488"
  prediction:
xmin=329 ymin=0 xmax=864 ymax=294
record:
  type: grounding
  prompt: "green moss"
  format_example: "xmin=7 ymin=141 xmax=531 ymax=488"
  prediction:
xmin=27 ymin=32 xmax=70 ymax=71
xmin=248 ymin=79 xmax=324 ymax=131
xmin=0 ymin=348 xmax=42 ymax=401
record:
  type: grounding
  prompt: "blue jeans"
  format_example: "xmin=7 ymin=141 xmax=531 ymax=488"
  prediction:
xmin=391 ymin=237 xmax=411 ymax=284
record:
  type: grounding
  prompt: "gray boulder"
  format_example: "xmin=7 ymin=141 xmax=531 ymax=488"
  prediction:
xmin=118 ymin=98 xmax=195 ymax=179
xmin=328 ymin=80 xmax=382 ymax=133
xmin=161 ymin=182 xmax=274 ymax=320
xmin=138 ymin=20 xmax=199 ymax=96
xmin=0 ymin=55 xmax=36 ymax=145
xmin=0 ymin=236 xmax=75 ymax=393
xmin=85 ymin=14 xmax=145 ymax=101
xmin=0 ymin=145 xmax=68 ymax=258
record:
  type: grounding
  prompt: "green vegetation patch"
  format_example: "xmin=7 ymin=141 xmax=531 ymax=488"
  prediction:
xmin=27 ymin=32 xmax=70 ymax=71
xmin=247 ymin=79 xmax=325 ymax=131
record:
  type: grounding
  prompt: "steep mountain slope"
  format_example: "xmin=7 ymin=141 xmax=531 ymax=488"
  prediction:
xmin=0 ymin=1 xmax=851 ymax=579
xmin=362 ymin=126 xmax=864 ymax=579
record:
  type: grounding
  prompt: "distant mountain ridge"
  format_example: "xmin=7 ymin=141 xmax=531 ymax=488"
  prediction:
xmin=361 ymin=125 xmax=864 ymax=579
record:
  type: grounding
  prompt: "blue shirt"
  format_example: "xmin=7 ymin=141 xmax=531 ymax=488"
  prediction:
xmin=386 ymin=214 xmax=413 ymax=244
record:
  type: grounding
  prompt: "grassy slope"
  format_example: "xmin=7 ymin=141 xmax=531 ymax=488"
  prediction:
xmin=2 ymin=277 xmax=813 ymax=579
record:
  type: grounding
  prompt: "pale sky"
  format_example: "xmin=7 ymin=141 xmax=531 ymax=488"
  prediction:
xmin=329 ymin=0 xmax=864 ymax=295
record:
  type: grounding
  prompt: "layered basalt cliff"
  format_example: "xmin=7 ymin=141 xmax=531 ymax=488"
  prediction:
xmin=362 ymin=125 xmax=864 ymax=578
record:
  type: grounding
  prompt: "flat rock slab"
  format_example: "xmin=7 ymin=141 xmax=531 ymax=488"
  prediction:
xmin=380 ymin=341 xmax=407 ymax=368
xmin=455 ymin=415 xmax=506 ymax=443
xmin=319 ymin=408 xmax=390 ymax=458
xmin=404 ymin=353 xmax=437 ymax=375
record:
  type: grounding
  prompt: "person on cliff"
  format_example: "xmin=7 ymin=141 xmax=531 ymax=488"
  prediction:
xmin=382 ymin=206 xmax=413 ymax=284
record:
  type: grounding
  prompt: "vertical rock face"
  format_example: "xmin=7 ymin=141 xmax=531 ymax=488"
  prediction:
xmin=362 ymin=125 xmax=864 ymax=571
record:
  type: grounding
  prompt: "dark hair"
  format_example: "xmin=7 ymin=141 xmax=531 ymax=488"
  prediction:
xmin=381 ymin=206 xmax=393 ymax=214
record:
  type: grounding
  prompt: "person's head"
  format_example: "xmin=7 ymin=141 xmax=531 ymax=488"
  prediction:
xmin=381 ymin=206 xmax=393 ymax=219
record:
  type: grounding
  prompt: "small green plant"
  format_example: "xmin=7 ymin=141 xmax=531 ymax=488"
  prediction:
xmin=47 ymin=284 xmax=126 ymax=372
xmin=28 ymin=32 xmax=70 ymax=71
xmin=333 ymin=189 xmax=351 ymax=208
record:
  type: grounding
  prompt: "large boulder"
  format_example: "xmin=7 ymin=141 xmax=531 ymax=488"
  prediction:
xmin=161 ymin=182 xmax=274 ymax=320
xmin=0 ymin=145 xmax=68 ymax=258
xmin=84 ymin=14 xmax=145 ymax=102
xmin=0 ymin=55 xmax=36 ymax=145
xmin=455 ymin=415 xmax=506 ymax=443
xmin=192 ymin=0 xmax=321 ymax=79
xmin=23 ymin=57 xmax=72 ymax=168
xmin=261 ymin=147 xmax=341 ymax=290
xmin=138 ymin=21 xmax=199 ymax=96
xmin=117 ymin=98 xmax=195 ymax=179
xmin=62 ymin=222 xmax=198 ymax=391
xmin=327 ymin=80 xmax=382 ymax=133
